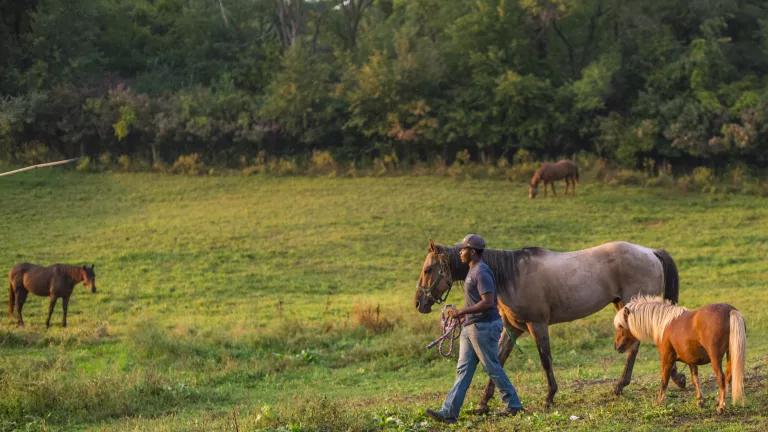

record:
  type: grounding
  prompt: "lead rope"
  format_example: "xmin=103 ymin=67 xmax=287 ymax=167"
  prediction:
xmin=425 ymin=304 xmax=464 ymax=357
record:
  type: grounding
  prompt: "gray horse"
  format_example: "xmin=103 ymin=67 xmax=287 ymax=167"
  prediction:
xmin=415 ymin=240 xmax=685 ymax=410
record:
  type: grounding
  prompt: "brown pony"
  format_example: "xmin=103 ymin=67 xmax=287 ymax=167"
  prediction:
xmin=415 ymin=240 xmax=685 ymax=410
xmin=529 ymin=160 xmax=579 ymax=199
xmin=8 ymin=263 xmax=96 ymax=327
xmin=614 ymin=296 xmax=746 ymax=414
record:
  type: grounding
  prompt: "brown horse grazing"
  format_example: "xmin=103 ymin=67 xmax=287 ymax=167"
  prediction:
xmin=8 ymin=263 xmax=96 ymax=327
xmin=614 ymin=296 xmax=746 ymax=414
xmin=415 ymin=240 xmax=686 ymax=410
xmin=529 ymin=160 xmax=579 ymax=199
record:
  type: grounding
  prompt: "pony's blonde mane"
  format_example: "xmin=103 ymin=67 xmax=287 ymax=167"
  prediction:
xmin=613 ymin=295 xmax=688 ymax=345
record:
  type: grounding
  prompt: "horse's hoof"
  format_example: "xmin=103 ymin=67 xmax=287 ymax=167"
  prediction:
xmin=716 ymin=406 xmax=724 ymax=415
xmin=613 ymin=384 xmax=624 ymax=396
xmin=697 ymin=400 xmax=705 ymax=408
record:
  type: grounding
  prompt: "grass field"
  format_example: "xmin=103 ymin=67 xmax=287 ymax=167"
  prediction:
xmin=1 ymin=169 xmax=767 ymax=431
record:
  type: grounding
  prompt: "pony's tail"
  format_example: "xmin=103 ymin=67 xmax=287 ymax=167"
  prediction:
xmin=729 ymin=309 xmax=746 ymax=405
xmin=653 ymin=249 xmax=679 ymax=304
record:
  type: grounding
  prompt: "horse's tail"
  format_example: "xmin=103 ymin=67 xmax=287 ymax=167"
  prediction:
xmin=729 ymin=309 xmax=746 ymax=405
xmin=652 ymin=249 xmax=679 ymax=304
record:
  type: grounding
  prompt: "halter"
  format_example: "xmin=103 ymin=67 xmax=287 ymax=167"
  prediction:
xmin=419 ymin=255 xmax=453 ymax=305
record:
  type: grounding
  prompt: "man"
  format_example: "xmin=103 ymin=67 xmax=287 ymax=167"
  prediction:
xmin=426 ymin=234 xmax=523 ymax=424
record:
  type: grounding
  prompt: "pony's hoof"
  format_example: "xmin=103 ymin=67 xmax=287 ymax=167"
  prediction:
xmin=697 ymin=400 xmax=705 ymax=408
xmin=716 ymin=406 xmax=725 ymax=415
xmin=613 ymin=384 xmax=625 ymax=396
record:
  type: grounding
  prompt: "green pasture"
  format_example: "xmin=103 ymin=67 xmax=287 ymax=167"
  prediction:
xmin=0 ymin=170 xmax=767 ymax=431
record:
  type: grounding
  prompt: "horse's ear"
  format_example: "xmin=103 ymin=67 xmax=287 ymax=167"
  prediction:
xmin=623 ymin=307 xmax=631 ymax=322
xmin=428 ymin=239 xmax=435 ymax=252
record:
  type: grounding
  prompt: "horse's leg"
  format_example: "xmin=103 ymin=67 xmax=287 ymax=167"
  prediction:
xmin=46 ymin=295 xmax=58 ymax=328
xmin=657 ymin=348 xmax=674 ymax=405
xmin=709 ymin=352 xmax=727 ymax=414
xmin=527 ymin=321 xmax=558 ymax=407
xmin=612 ymin=300 xmax=640 ymax=396
xmin=550 ymin=182 xmax=557 ymax=197
xmin=689 ymin=364 xmax=704 ymax=408
xmin=61 ymin=295 xmax=70 ymax=327
xmin=15 ymin=288 xmax=28 ymax=327
xmin=476 ymin=326 xmax=524 ymax=414
xmin=615 ymin=341 xmax=640 ymax=395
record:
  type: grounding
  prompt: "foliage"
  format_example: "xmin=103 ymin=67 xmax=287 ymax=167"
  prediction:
xmin=3 ymin=0 xmax=768 ymax=168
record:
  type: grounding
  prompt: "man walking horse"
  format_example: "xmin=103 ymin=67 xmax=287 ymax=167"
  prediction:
xmin=423 ymin=234 xmax=523 ymax=423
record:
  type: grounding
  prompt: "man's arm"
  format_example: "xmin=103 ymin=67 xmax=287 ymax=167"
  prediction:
xmin=452 ymin=292 xmax=494 ymax=318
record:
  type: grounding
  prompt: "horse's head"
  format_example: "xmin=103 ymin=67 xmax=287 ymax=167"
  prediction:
xmin=613 ymin=306 xmax=639 ymax=353
xmin=81 ymin=264 xmax=96 ymax=293
xmin=528 ymin=182 xmax=539 ymax=199
xmin=414 ymin=240 xmax=453 ymax=314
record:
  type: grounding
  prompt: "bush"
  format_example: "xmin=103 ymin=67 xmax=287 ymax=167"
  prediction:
xmin=117 ymin=154 xmax=132 ymax=171
xmin=608 ymin=169 xmax=645 ymax=186
xmin=353 ymin=304 xmax=394 ymax=334
xmin=308 ymin=150 xmax=338 ymax=176
xmin=170 ymin=153 xmax=206 ymax=175
xmin=75 ymin=156 xmax=92 ymax=172
xmin=645 ymin=172 xmax=675 ymax=188
xmin=691 ymin=166 xmax=716 ymax=191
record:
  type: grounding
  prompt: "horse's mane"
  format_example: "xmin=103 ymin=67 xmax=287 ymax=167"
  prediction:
xmin=614 ymin=295 xmax=688 ymax=345
xmin=440 ymin=245 xmax=546 ymax=287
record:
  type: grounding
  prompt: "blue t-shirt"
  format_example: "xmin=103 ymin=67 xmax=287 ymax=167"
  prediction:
xmin=463 ymin=261 xmax=500 ymax=325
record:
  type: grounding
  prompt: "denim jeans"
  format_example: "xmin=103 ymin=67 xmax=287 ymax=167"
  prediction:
xmin=438 ymin=319 xmax=523 ymax=418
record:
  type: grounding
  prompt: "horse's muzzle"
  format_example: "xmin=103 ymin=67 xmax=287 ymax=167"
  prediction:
xmin=415 ymin=296 xmax=432 ymax=314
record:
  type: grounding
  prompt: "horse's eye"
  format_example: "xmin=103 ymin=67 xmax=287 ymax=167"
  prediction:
xmin=424 ymin=268 xmax=431 ymax=274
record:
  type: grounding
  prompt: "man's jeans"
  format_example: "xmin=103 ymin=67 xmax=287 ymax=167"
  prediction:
xmin=438 ymin=319 xmax=522 ymax=419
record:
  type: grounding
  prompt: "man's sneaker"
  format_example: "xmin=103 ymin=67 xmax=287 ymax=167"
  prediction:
xmin=425 ymin=408 xmax=457 ymax=424
xmin=496 ymin=407 xmax=523 ymax=417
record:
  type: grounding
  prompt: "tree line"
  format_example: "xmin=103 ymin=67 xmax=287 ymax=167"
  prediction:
xmin=2 ymin=0 xmax=768 ymax=171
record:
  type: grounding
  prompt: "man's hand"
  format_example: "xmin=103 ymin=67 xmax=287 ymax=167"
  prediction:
xmin=445 ymin=305 xmax=461 ymax=320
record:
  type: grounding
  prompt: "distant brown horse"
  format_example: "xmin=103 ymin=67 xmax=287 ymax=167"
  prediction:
xmin=529 ymin=160 xmax=579 ymax=198
xmin=614 ymin=296 xmax=746 ymax=414
xmin=415 ymin=240 xmax=685 ymax=409
xmin=8 ymin=263 xmax=96 ymax=327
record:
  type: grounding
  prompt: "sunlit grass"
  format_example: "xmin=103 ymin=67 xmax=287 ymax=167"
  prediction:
xmin=1 ymin=170 xmax=767 ymax=431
